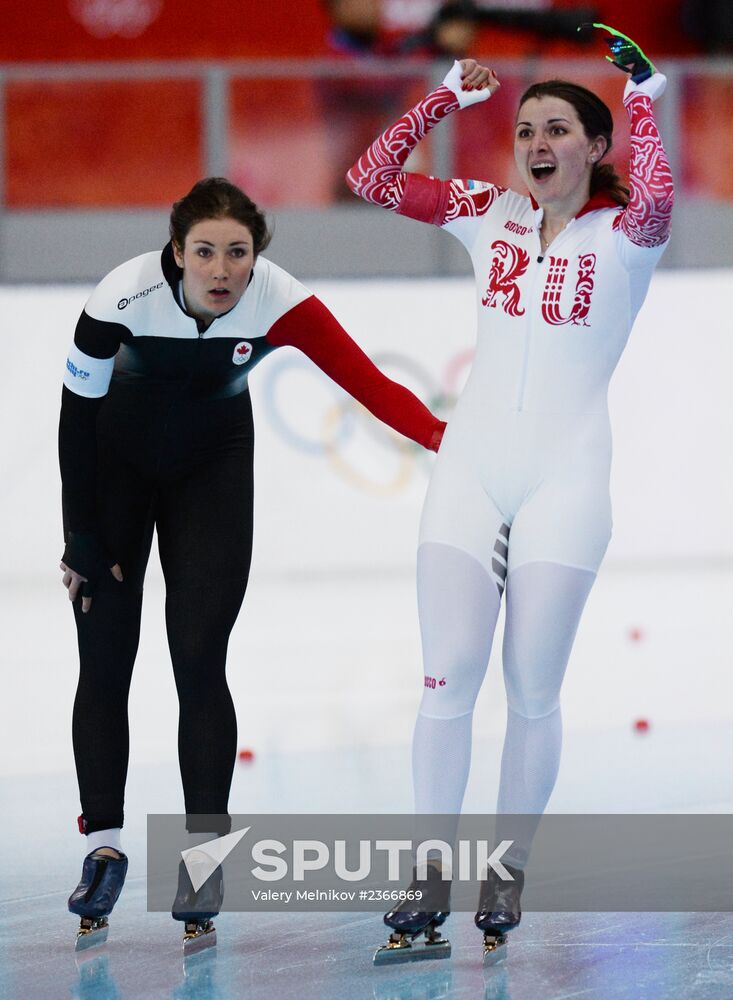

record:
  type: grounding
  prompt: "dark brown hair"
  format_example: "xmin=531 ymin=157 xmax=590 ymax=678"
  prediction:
xmin=169 ymin=177 xmax=272 ymax=255
xmin=518 ymin=80 xmax=629 ymax=207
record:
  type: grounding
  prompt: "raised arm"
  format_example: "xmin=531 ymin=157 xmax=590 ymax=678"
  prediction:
xmin=266 ymin=296 xmax=445 ymax=451
xmin=591 ymin=26 xmax=674 ymax=249
xmin=346 ymin=60 xmax=504 ymax=226
xmin=618 ymin=73 xmax=674 ymax=247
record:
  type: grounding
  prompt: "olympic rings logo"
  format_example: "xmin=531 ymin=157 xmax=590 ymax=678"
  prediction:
xmin=260 ymin=349 xmax=475 ymax=496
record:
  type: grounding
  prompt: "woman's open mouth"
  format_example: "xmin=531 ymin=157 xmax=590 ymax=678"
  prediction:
xmin=530 ymin=162 xmax=556 ymax=182
xmin=209 ymin=288 xmax=230 ymax=300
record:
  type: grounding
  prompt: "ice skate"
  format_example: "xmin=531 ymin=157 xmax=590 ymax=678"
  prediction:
xmin=172 ymin=859 xmax=223 ymax=956
xmin=373 ymin=864 xmax=451 ymax=965
xmin=475 ymin=864 xmax=524 ymax=965
xmin=68 ymin=849 xmax=128 ymax=952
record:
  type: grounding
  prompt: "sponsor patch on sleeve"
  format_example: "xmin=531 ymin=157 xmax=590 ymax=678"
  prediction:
xmin=63 ymin=343 xmax=115 ymax=398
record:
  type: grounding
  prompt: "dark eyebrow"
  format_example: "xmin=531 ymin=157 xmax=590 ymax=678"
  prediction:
xmin=516 ymin=117 xmax=571 ymax=128
xmin=192 ymin=240 xmax=251 ymax=247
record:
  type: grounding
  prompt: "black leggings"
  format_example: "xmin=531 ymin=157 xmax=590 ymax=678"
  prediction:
xmin=71 ymin=389 xmax=254 ymax=834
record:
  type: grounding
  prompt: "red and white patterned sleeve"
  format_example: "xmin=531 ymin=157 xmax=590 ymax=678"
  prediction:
xmin=346 ymin=86 xmax=504 ymax=227
xmin=618 ymin=91 xmax=674 ymax=248
xmin=266 ymin=295 xmax=445 ymax=451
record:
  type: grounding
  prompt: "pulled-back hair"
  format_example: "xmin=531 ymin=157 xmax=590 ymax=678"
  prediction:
xmin=169 ymin=177 xmax=272 ymax=255
xmin=518 ymin=80 xmax=629 ymax=207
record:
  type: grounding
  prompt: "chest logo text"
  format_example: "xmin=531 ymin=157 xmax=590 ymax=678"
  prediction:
xmin=482 ymin=242 xmax=597 ymax=326
xmin=542 ymin=253 xmax=597 ymax=326
xmin=482 ymin=240 xmax=530 ymax=316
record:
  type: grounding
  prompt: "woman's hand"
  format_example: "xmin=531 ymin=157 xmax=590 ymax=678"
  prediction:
xmin=596 ymin=24 xmax=656 ymax=84
xmin=60 ymin=532 xmax=123 ymax=613
xmin=443 ymin=60 xmax=500 ymax=109
xmin=60 ymin=562 xmax=89 ymax=612
xmin=457 ymin=59 xmax=501 ymax=96
xmin=429 ymin=423 xmax=446 ymax=452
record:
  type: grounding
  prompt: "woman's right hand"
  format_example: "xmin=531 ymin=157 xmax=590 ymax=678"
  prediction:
xmin=458 ymin=59 xmax=501 ymax=95
xmin=443 ymin=60 xmax=500 ymax=108
xmin=428 ymin=422 xmax=447 ymax=452
xmin=60 ymin=532 xmax=123 ymax=613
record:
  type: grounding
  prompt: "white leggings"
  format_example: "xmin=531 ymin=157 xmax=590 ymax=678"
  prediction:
xmin=412 ymin=542 xmax=596 ymax=861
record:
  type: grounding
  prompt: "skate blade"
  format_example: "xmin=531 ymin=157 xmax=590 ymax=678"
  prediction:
xmin=373 ymin=937 xmax=451 ymax=966
xmin=75 ymin=918 xmax=109 ymax=954
xmin=182 ymin=921 xmax=217 ymax=957
xmin=482 ymin=934 xmax=507 ymax=967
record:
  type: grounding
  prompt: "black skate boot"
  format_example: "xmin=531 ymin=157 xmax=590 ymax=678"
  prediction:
xmin=373 ymin=864 xmax=451 ymax=965
xmin=68 ymin=849 xmax=128 ymax=952
xmin=172 ymin=859 xmax=224 ymax=956
xmin=475 ymin=863 xmax=524 ymax=965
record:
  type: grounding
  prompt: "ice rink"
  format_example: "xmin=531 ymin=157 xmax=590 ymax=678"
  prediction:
xmin=2 ymin=274 xmax=732 ymax=998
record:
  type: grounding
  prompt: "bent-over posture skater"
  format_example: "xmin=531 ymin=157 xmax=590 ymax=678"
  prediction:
xmin=59 ymin=177 xmax=445 ymax=952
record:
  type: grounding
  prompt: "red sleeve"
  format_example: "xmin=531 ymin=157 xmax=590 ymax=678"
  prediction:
xmin=345 ymin=86 xmax=504 ymax=226
xmin=618 ymin=94 xmax=674 ymax=247
xmin=266 ymin=296 xmax=445 ymax=451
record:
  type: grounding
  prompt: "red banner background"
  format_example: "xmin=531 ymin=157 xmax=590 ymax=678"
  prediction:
xmin=2 ymin=0 xmax=695 ymax=63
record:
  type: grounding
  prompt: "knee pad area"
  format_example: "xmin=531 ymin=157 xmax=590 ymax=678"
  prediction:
xmin=417 ymin=542 xmax=501 ymax=720
xmin=419 ymin=665 xmax=483 ymax=719
xmin=503 ymin=683 xmax=562 ymax=721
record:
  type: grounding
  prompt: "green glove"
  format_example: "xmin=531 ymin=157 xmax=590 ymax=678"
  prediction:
xmin=579 ymin=22 xmax=656 ymax=84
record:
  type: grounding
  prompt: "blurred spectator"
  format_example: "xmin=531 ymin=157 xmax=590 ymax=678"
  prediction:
xmin=325 ymin=0 xmax=403 ymax=56
xmin=400 ymin=1 xmax=481 ymax=58
xmin=324 ymin=0 xmax=481 ymax=58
